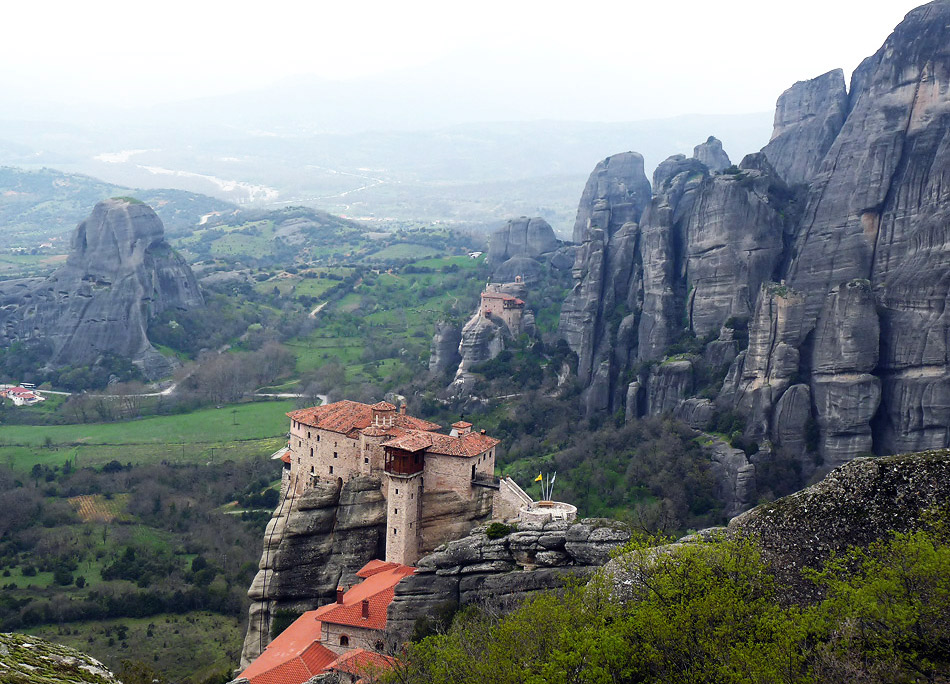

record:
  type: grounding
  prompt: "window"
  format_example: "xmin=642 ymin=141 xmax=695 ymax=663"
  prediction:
xmin=311 ymin=466 xmax=315 ymax=475
xmin=297 ymin=440 xmax=301 ymax=446
xmin=334 ymin=451 xmax=338 ymax=459
xmin=409 ymin=522 xmax=412 ymax=529
xmin=340 ymin=635 xmax=349 ymax=647
xmin=329 ymin=466 xmax=334 ymax=474
xmin=364 ymin=457 xmax=369 ymax=464
xmin=317 ymin=435 xmax=320 ymax=442
xmin=395 ymin=488 xmax=399 ymax=495
xmin=393 ymin=528 xmax=398 ymax=535
xmin=310 ymin=447 xmax=314 ymax=458
xmin=394 ymin=508 xmax=398 ymax=514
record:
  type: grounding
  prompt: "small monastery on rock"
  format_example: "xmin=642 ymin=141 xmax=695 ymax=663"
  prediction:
xmin=282 ymin=399 xmax=539 ymax=565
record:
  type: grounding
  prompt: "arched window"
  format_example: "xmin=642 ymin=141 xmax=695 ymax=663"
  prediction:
xmin=340 ymin=635 xmax=349 ymax=647
xmin=310 ymin=447 xmax=314 ymax=458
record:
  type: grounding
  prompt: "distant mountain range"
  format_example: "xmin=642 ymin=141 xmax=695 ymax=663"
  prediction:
xmin=0 ymin=103 xmax=772 ymax=236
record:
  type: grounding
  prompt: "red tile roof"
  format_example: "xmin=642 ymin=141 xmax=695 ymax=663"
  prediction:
xmin=370 ymin=401 xmax=397 ymax=411
xmin=288 ymin=400 xmax=440 ymax=435
xmin=314 ymin=562 xmax=416 ymax=631
xmin=238 ymin=611 xmax=336 ymax=684
xmin=328 ymin=648 xmax=395 ymax=676
xmin=425 ymin=431 xmax=500 ymax=458
xmin=451 ymin=420 xmax=473 ymax=429
xmin=381 ymin=432 xmax=433 ymax=453
xmin=356 ymin=560 xmax=402 ymax=578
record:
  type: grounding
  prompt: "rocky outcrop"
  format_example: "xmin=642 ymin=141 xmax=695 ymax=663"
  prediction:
xmin=716 ymin=2 xmax=950 ymax=462
xmin=0 ymin=199 xmax=203 ymax=379
xmin=450 ymin=280 xmax=535 ymax=391
xmin=683 ymin=155 xmax=788 ymax=339
xmin=571 ymin=152 xmax=652 ymax=244
xmin=387 ymin=518 xmax=631 ymax=640
xmin=487 ymin=217 xmax=559 ymax=266
xmin=718 ymin=284 xmax=808 ymax=439
xmin=761 ymin=69 xmax=848 ymax=186
xmin=706 ymin=438 xmax=756 ymax=519
xmin=692 ymin=136 xmax=731 ymax=172
xmin=428 ymin=322 xmax=462 ymax=376
xmin=810 ymin=280 xmax=881 ymax=466
xmin=240 ymin=476 xmax=387 ymax=667
xmin=729 ymin=449 xmax=950 ymax=600
xmin=0 ymin=633 xmax=120 ymax=684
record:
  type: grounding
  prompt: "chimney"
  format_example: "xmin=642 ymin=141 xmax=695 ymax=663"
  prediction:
xmin=480 ymin=429 xmax=486 ymax=434
xmin=336 ymin=587 xmax=344 ymax=604
xmin=361 ymin=599 xmax=370 ymax=619
xmin=400 ymin=404 xmax=406 ymax=415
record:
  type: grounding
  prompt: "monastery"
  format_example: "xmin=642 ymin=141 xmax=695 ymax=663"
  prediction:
xmin=282 ymin=399 xmax=532 ymax=565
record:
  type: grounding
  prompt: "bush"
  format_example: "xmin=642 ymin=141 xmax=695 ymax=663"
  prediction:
xmin=486 ymin=522 xmax=514 ymax=540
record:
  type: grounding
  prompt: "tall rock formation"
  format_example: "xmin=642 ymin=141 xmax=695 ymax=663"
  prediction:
xmin=241 ymin=476 xmax=387 ymax=667
xmin=692 ymin=136 xmax=732 ymax=172
xmin=721 ymin=0 xmax=950 ymax=464
xmin=561 ymin=2 xmax=950 ymax=479
xmin=561 ymin=147 xmax=793 ymax=415
xmin=487 ymin=217 xmax=573 ymax=283
xmin=0 ymin=198 xmax=203 ymax=378
xmin=761 ymin=69 xmax=849 ymax=186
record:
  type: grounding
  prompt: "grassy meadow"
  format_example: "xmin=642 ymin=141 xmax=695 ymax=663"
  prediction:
xmin=0 ymin=400 xmax=293 ymax=473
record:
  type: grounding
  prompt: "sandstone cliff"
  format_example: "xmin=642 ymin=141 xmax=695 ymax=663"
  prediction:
xmin=0 ymin=198 xmax=203 ymax=379
xmin=241 ymin=474 xmax=497 ymax=667
xmin=558 ymin=2 xmax=950 ymax=490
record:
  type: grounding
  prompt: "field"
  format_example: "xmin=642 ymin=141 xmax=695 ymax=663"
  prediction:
xmin=69 ymin=493 xmax=133 ymax=523
xmin=0 ymin=400 xmax=294 ymax=472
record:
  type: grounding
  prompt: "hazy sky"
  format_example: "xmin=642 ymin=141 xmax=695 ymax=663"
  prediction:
xmin=3 ymin=0 xmax=927 ymax=121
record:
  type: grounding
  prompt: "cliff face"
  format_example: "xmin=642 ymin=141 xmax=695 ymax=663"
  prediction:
xmin=0 ymin=199 xmax=203 ymax=379
xmin=241 ymin=476 xmax=387 ymax=667
xmin=387 ymin=518 xmax=631 ymax=640
xmin=241 ymin=474 xmax=497 ymax=667
xmin=559 ymin=2 xmax=950 ymax=484
xmin=761 ymin=69 xmax=849 ymax=186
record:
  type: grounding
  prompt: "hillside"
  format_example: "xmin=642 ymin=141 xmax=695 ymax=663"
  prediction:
xmin=0 ymin=166 xmax=235 ymax=249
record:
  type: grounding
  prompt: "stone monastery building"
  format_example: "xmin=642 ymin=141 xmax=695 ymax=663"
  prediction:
xmin=284 ymin=400 xmax=530 ymax=565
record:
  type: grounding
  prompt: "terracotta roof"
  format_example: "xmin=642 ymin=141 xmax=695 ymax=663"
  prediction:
xmin=356 ymin=560 xmax=402 ymax=578
xmin=370 ymin=401 xmax=397 ymax=411
xmin=451 ymin=421 xmax=473 ymax=429
xmin=288 ymin=400 xmax=440 ymax=435
xmin=381 ymin=432 xmax=433 ymax=452
xmin=328 ymin=648 xmax=395 ymax=676
xmin=426 ymin=431 xmax=500 ymax=458
xmin=314 ymin=562 xmax=415 ymax=631
xmin=482 ymin=292 xmax=525 ymax=305
xmin=239 ymin=611 xmax=336 ymax=684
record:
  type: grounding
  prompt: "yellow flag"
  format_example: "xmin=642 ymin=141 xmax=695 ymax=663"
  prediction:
xmin=534 ymin=472 xmax=543 ymax=482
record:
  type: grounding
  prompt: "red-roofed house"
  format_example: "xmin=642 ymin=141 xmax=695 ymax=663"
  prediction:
xmin=314 ymin=562 xmax=416 ymax=655
xmin=284 ymin=399 xmax=520 ymax=565
xmin=237 ymin=561 xmax=409 ymax=684
xmin=1 ymin=386 xmax=46 ymax=406
xmin=237 ymin=610 xmax=336 ymax=684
